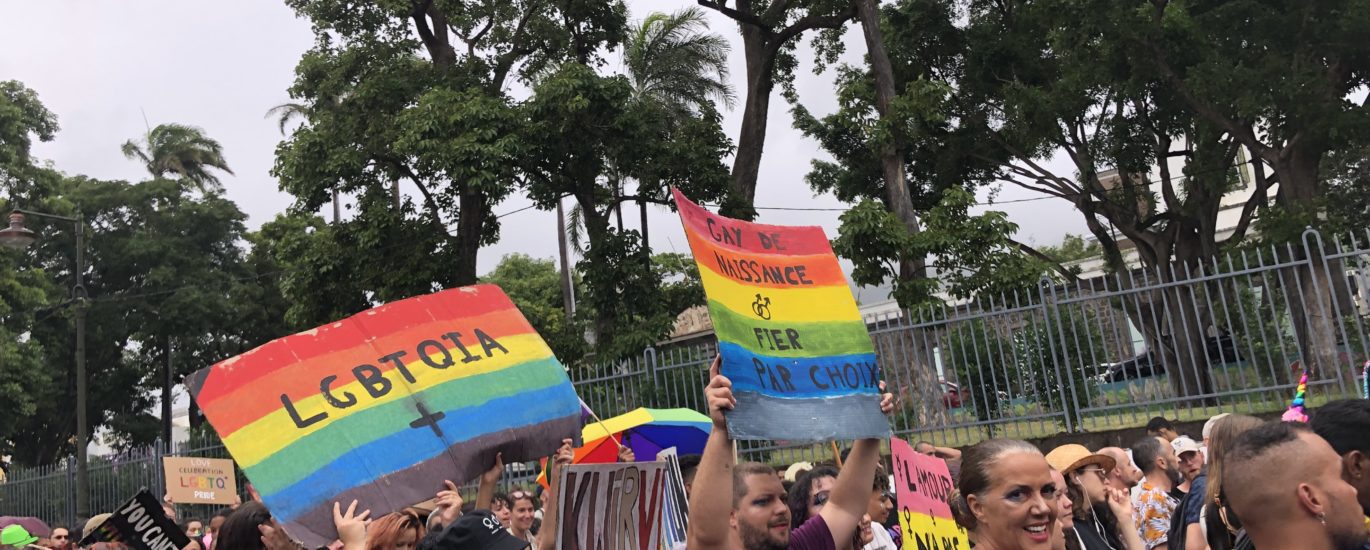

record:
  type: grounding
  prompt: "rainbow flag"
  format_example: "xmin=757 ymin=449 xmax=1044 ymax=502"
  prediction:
xmin=673 ymin=188 xmax=888 ymax=441
xmin=188 ymin=285 xmax=581 ymax=547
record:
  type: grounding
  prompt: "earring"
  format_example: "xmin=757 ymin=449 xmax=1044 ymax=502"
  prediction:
xmin=1317 ymin=512 xmax=1327 ymax=526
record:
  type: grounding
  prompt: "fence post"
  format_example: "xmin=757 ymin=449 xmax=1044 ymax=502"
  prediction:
xmin=66 ymin=454 xmax=77 ymax=529
xmin=1038 ymin=276 xmax=1079 ymax=432
xmin=643 ymin=346 xmax=659 ymax=409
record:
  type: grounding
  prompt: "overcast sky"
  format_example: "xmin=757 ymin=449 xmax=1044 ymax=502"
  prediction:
xmin=0 ymin=0 xmax=1087 ymax=281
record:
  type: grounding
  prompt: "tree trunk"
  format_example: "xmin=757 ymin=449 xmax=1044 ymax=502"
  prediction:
xmin=639 ymin=197 xmax=651 ymax=270
xmin=162 ymin=336 xmax=173 ymax=447
xmin=723 ymin=28 xmax=775 ymax=221
xmin=855 ymin=0 xmax=929 ymax=286
xmin=452 ymin=191 xmax=487 ymax=286
xmin=556 ymin=198 xmax=576 ymax=318
xmin=1274 ymin=145 xmax=1352 ymax=385
xmin=331 ymin=186 xmax=340 ymax=223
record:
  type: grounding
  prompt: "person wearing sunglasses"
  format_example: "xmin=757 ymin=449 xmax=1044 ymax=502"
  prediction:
xmin=48 ymin=528 xmax=70 ymax=550
xmin=1046 ymin=444 xmax=1144 ymax=550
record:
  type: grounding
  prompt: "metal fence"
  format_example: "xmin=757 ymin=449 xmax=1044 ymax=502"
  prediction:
xmin=4 ymin=227 xmax=1368 ymax=528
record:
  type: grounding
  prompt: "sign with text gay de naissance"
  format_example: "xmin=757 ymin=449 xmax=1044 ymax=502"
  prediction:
xmin=673 ymin=188 xmax=888 ymax=441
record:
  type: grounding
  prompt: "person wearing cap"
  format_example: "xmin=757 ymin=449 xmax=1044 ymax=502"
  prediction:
xmin=1201 ymin=414 xmax=1229 ymax=451
xmin=1170 ymin=437 xmax=1201 ymax=496
xmin=1167 ymin=437 xmax=1206 ymax=550
xmin=1 ymin=525 xmax=39 ymax=550
xmin=1045 ymin=444 xmax=1146 ymax=550
xmin=418 ymin=511 xmax=529 ymax=550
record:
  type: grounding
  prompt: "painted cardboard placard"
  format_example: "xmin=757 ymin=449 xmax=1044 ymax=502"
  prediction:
xmin=163 ymin=456 xmax=237 ymax=505
xmin=78 ymin=489 xmax=191 ymax=550
xmin=188 ymin=285 xmax=582 ymax=548
xmin=891 ymin=437 xmax=969 ymax=550
xmin=556 ymin=462 xmax=668 ymax=550
xmin=657 ymin=447 xmax=689 ymax=549
xmin=672 ymin=188 xmax=888 ymax=441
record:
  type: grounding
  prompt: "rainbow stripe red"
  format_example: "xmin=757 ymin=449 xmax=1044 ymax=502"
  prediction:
xmin=189 ymin=285 xmax=580 ymax=547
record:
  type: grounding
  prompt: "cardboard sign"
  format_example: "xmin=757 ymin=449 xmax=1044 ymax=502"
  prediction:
xmin=78 ymin=489 xmax=192 ymax=550
xmin=673 ymin=188 xmax=889 ymax=441
xmin=556 ymin=462 xmax=668 ymax=550
xmin=187 ymin=285 xmax=583 ymax=548
xmin=657 ymin=448 xmax=689 ymax=549
xmin=163 ymin=456 xmax=237 ymax=504
xmin=891 ymin=437 xmax=968 ymax=550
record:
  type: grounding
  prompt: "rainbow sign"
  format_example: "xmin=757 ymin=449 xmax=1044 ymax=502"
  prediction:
xmin=188 ymin=285 xmax=581 ymax=547
xmin=673 ymin=188 xmax=888 ymax=441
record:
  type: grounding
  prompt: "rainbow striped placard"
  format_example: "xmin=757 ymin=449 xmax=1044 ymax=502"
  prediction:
xmin=188 ymin=285 xmax=581 ymax=547
xmin=673 ymin=188 xmax=889 ymax=441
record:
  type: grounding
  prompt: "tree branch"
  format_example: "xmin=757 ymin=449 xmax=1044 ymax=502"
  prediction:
xmin=696 ymin=0 xmax=769 ymax=29
xmin=1011 ymin=239 xmax=1082 ymax=282
xmin=1224 ymin=153 xmax=1274 ymax=245
xmin=767 ymin=7 xmax=855 ymax=58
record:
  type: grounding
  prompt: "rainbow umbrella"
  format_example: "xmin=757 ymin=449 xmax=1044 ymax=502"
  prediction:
xmin=538 ymin=407 xmax=711 ymax=485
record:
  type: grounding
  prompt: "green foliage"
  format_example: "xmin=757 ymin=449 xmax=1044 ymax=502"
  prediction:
xmin=1013 ymin=308 xmax=1107 ymax=424
xmin=120 ymin=124 xmax=234 ymax=194
xmin=520 ymin=62 xmax=730 ymax=358
xmin=0 ymin=80 xmax=59 ymax=183
xmin=625 ymin=8 xmax=735 ymax=114
xmin=944 ymin=319 xmax=1008 ymax=423
xmin=832 ymin=188 xmax=1044 ymax=307
xmin=1037 ymin=234 xmax=1102 ymax=265
xmin=482 ymin=254 xmax=587 ymax=364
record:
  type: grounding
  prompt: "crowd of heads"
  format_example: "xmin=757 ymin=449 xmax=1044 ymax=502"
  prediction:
xmin=22 ymin=362 xmax=1370 ymax=550
xmin=928 ymin=405 xmax=1370 ymax=550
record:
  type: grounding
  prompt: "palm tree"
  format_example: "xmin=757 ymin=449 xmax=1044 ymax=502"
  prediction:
xmin=609 ymin=8 xmax=734 ymax=255
xmin=624 ymin=7 xmax=735 ymax=114
xmin=121 ymin=123 xmax=234 ymax=194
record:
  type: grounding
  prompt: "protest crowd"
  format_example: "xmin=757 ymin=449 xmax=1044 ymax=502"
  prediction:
xmin=12 ymin=353 xmax=1363 ymax=550
xmin=6 ymin=198 xmax=1367 ymax=550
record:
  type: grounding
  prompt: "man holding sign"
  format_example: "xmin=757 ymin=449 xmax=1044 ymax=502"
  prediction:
xmin=673 ymin=189 xmax=888 ymax=442
xmin=687 ymin=357 xmax=896 ymax=549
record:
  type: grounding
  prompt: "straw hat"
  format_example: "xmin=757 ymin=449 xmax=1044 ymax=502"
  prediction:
xmin=82 ymin=513 xmax=112 ymax=541
xmin=1045 ymin=444 xmax=1116 ymax=475
xmin=783 ymin=462 xmax=814 ymax=483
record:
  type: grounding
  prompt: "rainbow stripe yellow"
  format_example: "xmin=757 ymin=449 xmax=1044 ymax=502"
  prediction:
xmin=673 ymin=188 xmax=889 ymax=441
xmin=189 ymin=285 xmax=580 ymax=547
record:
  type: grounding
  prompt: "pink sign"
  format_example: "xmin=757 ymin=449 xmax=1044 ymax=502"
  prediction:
xmin=891 ymin=437 xmax=967 ymax=550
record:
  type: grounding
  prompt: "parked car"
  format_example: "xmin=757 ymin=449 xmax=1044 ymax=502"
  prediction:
xmin=1095 ymin=334 xmax=1245 ymax=384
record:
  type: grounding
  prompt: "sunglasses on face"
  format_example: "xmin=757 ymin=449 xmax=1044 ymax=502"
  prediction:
xmin=812 ymin=491 xmax=830 ymax=507
xmin=53 ymin=536 xmax=68 ymax=541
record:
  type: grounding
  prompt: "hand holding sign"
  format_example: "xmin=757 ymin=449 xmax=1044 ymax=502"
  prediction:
xmin=704 ymin=357 xmax=734 ymax=428
xmin=332 ymin=501 xmax=370 ymax=550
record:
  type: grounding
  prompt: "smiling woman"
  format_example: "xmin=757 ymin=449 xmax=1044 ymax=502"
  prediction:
xmin=950 ymin=439 xmax=1060 ymax=550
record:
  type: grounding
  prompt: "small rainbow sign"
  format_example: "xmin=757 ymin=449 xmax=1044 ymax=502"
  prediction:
xmin=673 ymin=188 xmax=888 ymax=441
xmin=189 ymin=285 xmax=581 ymax=546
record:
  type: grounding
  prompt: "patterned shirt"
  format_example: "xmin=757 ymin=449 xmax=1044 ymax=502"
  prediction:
xmin=1133 ymin=480 xmax=1179 ymax=549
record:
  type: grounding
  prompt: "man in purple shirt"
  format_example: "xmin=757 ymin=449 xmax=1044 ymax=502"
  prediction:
xmin=687 ymin=357 xmax=895 ymax=549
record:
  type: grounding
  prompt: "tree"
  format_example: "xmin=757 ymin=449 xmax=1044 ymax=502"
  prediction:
xmin=800 ymin=0 xmax=1292 ymax=398
xmin=623 ymin=7 xmax=734 ymax=250
xmin=482 ymin=254 xmax=587 ymax=363
xmin=625 ymin=7 xmax=734 ymax=115
xmin=276 ymin=0 xmax=629 ymax=287
xmin=120 ymin=124 xmax=234 ymax=194
xmin=521 ymin=63 xmax=731 ymax=359
xmin=695 ymin=0 xmax=855 ymax=219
